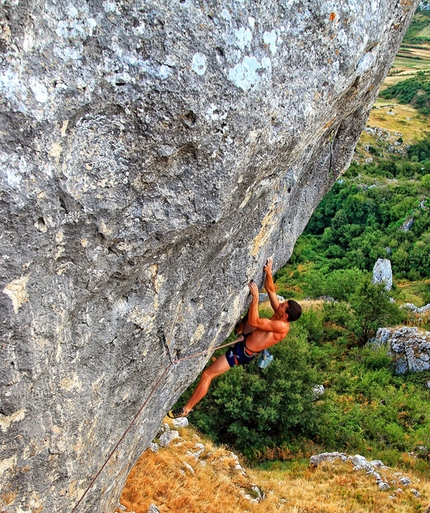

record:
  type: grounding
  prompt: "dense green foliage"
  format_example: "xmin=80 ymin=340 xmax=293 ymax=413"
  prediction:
xmin=407 ymin=137 xmax=430 ymax=163
xmin=276 ymin=153 xmax=430 ymax=288
xmin=402 ymin=8 xmax=430 ymax=44
xmin=321 ymin=277 xmax=403 ymax=346
xmin=175 ymin=147 xmax=429 ymax=470
xmin=310 ymin=327 xmax=430 ymax=471
xmin=380 ymin=71 xmax=430 ymax=115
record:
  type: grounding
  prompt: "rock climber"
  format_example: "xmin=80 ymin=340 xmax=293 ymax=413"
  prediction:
xmin=168 ymin=257 xmax=302 ymax=418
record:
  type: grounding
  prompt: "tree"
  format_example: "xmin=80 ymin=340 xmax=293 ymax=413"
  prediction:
xmin=348 ymin=277 xmax=401 ymax=346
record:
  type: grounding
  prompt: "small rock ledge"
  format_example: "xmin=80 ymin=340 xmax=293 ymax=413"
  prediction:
xmin=310 ymin=452 xmax=421 ymax=498
xmin=372 ymin=326 xmax=430 ymax=374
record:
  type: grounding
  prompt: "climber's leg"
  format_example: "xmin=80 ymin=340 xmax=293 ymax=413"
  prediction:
xmin=180 ymin=355 xmax=231 ymax=415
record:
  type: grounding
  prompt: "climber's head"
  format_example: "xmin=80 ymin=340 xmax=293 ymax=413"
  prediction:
xmin=286 ymin=299 xmax=302 ymax=322
xmin=278 ymin=299 xmax=302 ymax=322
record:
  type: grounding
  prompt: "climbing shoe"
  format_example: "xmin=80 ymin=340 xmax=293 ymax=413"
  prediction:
xmin=168 ymin=408 xmax=188 ymax=419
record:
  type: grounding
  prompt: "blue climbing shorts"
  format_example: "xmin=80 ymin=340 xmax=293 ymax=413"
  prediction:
xmin=225 ymin=341 xmax=256 ymax=367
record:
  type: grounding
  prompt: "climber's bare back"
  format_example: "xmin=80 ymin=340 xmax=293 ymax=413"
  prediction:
xmin=241 ymin=281 xmax=290 ymax=353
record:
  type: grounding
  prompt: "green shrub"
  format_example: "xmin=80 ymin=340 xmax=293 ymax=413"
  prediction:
xmin=380 ymin=72 xmax=430 ymax=115
xmin=187 ymin=325 xmax=318 ymax=457
xmin=422 ymin=174 xmax=430 ymax=189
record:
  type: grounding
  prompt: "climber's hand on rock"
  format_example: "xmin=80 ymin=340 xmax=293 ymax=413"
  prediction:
xmin=263 ymin=256 xmax=273 ymax=275
xmin=248 ymin=280 xmax=259 ymax=299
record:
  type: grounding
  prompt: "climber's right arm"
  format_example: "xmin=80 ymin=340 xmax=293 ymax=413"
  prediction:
xmin=264 ymin=257 xmax=279 ymax=312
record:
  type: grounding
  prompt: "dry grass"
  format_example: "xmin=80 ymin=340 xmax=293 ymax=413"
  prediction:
xmin=118 ymin=429 xmax=258 ymax=513
xmin=250 ymin=463 xmax=430 ymax=513
xmin=366 ymin=99 xmax=430 ymax=144
xmin=259 ymin=299 xmax=324 ymax=312
xmin=117 ymin=421 xmax=430 ymax=513
xmin=296 ymin=299 xmax=325 ymax=311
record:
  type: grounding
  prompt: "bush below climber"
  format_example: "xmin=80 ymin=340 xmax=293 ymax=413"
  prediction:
xmin=168 ymin=257 xmax=302 ymax=419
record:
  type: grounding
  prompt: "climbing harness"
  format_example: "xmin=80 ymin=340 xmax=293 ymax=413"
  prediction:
xmin=71 ymin=335 xmax=244 ymax=513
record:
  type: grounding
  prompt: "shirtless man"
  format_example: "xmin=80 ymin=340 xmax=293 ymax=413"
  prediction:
xmin=169 ymin=257 xmax=302 ymax=418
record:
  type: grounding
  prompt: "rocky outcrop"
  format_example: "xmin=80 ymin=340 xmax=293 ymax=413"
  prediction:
xmin=310 ymin=452 xmax=421 ymax=496
xmin=372 ymin=258 xmax=393 ymax=291
xmin=0 ymin=1 xmax=417 ymax=512
xmin=119 ymin=420 xmax=264 ymax=512
xmin=372 ymin=327 xmax=430 ymax=374
xmin=403 ymin=303 xmax=430 ymax=315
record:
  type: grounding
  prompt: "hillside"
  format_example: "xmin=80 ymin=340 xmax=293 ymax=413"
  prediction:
xmin=357 ymin=9 xmax=430 ymax=160
xmin=284 ymin=10 xmax=430 ymax=305
xmin=117 ymin=419 xmax=430 ymax=513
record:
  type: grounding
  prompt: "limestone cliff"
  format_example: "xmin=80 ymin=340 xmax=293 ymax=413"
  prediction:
xmin=0 ymin=1 xmax=418 ymax=512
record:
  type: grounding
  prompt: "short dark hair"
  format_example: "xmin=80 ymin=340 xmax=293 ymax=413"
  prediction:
xmin=287 ymin=299 xmax=302 ymax=322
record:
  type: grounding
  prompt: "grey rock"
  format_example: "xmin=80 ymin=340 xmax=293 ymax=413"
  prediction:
xmin=310 ymin=452 xmax=347 ymax=466
xmin=172 ymin=417 xmax=189 ymax=429
xmin=372 ymin=327 xmax=430 ymax=374
xmin=158 ymin=431 xmax=172 ymax=448
xmin=157 ymin=145 xmax=176 ymax=158
xmin=310 ymin=452 xmax=406 ymax=491
xmin=372 ymin=258 xmax=393 ymax=291
xmin=312 ymin=384 xmax=325 ymax=399
xmin=170 ymin=430 xmax=180 ymax=441
xmin=369 ymin=460 xmax=387 ymax=469
xmin=378 ymin=482 xmax=391 ymax=491
xmin=399 ymin=476 xmax=411 ymax=486
xmin=149 ymin=442 xmax=159 ymax=453
xmin=186 ymin=443 xmax=205 ymax=459
xmin=400 ymin=218 xmax=414 ymax=232
xmin=235 ymin=464 xmax=246 ymax=475
xmin=182 ymin=461 xmax=195 ymax=475
xmin=157 ymin=423 xmax=179 ymax=447
xmin=0 ymin=1 xmax=417 ymax=512
xmin=402 ymin=302 xmax=430 ymax=314
xmin=251 ymin=484 xmax=265 ymax=502
xmin=417 ymin=445 xmax=429 ymax=456
xmin=350 ymin=454 xmax=370 ymax=469
xmin=193 ymin=443 xmax=205 ymax=456
xmin=230 ymin=452 xmax=240 ymax=461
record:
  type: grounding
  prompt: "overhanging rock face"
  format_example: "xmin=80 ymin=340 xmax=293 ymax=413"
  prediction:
xmin=0 ymin=1 xmax=417 ymax=511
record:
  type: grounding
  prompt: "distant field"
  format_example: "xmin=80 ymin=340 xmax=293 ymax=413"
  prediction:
xmin=418 ymin=24 xmax=430 ymax=38
xmin=358 ymin=35 xmax=430 ymax=158
xmin=380 ymin=39 xmax=430 ymax=90
xmin=366 ymin=98 xmax=430 ymax=145
xmin=357 ymin=98 xmax=430 ymax=160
